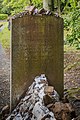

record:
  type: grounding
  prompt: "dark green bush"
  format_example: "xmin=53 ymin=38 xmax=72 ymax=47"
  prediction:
xmin=0 ymin=14 xmax=8 ymax=20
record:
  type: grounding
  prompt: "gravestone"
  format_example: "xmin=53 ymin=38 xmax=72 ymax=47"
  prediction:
xmin=11 ymin=15 xmax=63 ymax=108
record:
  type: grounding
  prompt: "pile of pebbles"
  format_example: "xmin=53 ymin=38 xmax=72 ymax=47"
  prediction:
xmin=6 ymin=74 xmax=76 ymax=120
xmin=6 ymin=74 xmax=59 ymax=120
xmin=11 ymin=5 xmax=59 ymax=19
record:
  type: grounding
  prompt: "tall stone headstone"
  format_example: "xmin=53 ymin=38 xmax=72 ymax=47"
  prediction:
xmin=11 ymin=15 xmax=63 ymax=108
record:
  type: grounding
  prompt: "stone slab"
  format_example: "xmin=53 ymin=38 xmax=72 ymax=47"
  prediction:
xmin=11 ymin=15 xmax=63 ymax=108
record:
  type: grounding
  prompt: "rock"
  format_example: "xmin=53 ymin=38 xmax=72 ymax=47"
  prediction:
xmin=65 ymin=103 xmax=74 ymax=112
xmin=7 ymin=72 xmax=66 ymax=120
xmin=14 ymin=113 xmax=22 ymax=120
xmin=38 ymin=8 xmax=46 ymax=14
xmin=47 ymin=103 xmax=53 ymax=109
xmin=43 ymin=94 xmax=55 ymax=106
xmin=6 ymin=114 xmax=15 ymax=120
xmin=72 ymin=100 xmax=80 ymax=117
xmin=46 ymin=10 xmax=52 ymax=15
xmin=6 ymin=75 xmax=58 ymax=120
xmin=22 ymin=95 xmax=31 ymax=102
xmin=11 ymin=5 xmax=56 ymax=20
xmin=33 ymin=8 xmax=38 ymax=15
xmin=44 ymin=86 xmax=54 ymax=94
xmin=67 ymin=96 xmax=80 ymax=117
xmin=52 ymin=102 xmax=75 ymax=120
xmin=32 ymin=101 xmax=55 ymax=120
xmin=44 ymin=86 xmax=59 ymax=102
xmin=62 ymin=112 xmax=71 ymax=120
xmin=23 ymin=113 xmax=29 ymax=120
xmin=25 ymin=5 xmax=36 ymax=15
xmin=52 ymin=90 xmax=60 ymax=101
xmin=54 ymin=12 xmax=59 ymax=17
xmin=74 ymin=115 xmax=80 ymax=120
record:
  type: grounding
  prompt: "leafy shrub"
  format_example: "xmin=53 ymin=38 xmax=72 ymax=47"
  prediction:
xmin=32 ymin=0 xmax=42 ymax=8
xmin=0 ymin=14 xmax=8 ymax=20
xmin=63 ymin=7 xmax=80 ymax=49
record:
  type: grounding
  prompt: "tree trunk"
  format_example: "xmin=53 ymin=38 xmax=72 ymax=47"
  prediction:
xmin=43 ymin=0 xmax=61 ymax=15
xmin=57 ymin=0 xmax=61 ymax=15
xmin=29 ymin=0 xmax=32 ymax=5
xmin=43 ymin=0 xmax=54 ymax=11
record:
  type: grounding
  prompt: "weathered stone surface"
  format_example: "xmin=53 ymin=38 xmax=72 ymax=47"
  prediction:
xmin=11 ymin=15 xmax=63 ymax=108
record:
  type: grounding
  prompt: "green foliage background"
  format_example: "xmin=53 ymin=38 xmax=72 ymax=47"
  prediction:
xmin=63 ymin=0 xmax=80 ymax=49
xmin=0 ymin=14 xmax=8 ymax=20
xmin=0 ymin=22 xmax=10 ymax=49
xmin=0 ymin=0 xmax=42 ymax=15
xmin=0 ymin=0 xmax=80 ymax=49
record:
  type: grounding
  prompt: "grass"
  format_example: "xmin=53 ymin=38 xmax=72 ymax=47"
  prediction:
xmin=64 ymin=28 xmax=80 ymax=52
xmin=64 ymin=45 xmax=77 ymax=52
xmin=0 ymin=21 xmax=10 ymax=49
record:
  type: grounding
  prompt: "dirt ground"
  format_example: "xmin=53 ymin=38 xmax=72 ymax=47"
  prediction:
xmin=0 ymin=45 xmax=10 ymax=111
xmin=64 ymin=51 xmax=80 ymax=89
